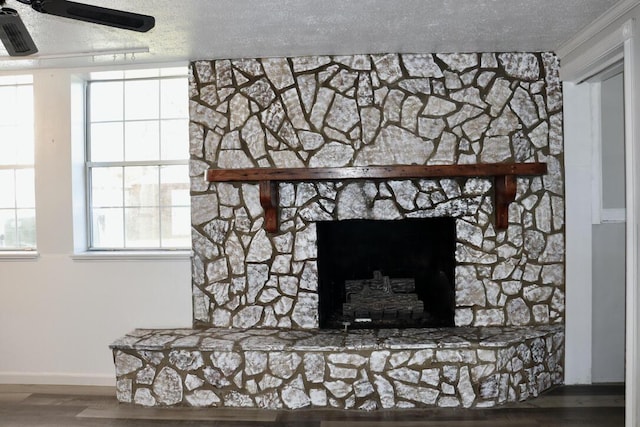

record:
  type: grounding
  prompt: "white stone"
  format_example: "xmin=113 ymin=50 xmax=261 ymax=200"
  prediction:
xmin=185 ymin=374 xmax=205 ymax=391
xmin=303 ymin=353 xmax=325 ymax=383
xmin=116 ymin=379 xmax=132 ymax=403
xmin=498 ymin=53 xmax=540 ymax=81
xmin=372 ymin=54 xmax=402 ymax=83
xmin=169 ymin=350 xmax=204 ymax=371
xmin=510 ymin=87 xmax=539 ymax=127
xmin=309 ymin=141 xmax=354 ymax=167
xmin=388 ymin=367 xmax=420 ymax=384
xmin=480 ymin=136 xmax=511 ymax=163
xmin=506 ymin=297 xmax=531 ymax=325
xmin=370 ymin=351 xmax=390 ymax=372
xmin=262 ymin=57 xmax=294 ymax=89
xmin=153 ymin=367 xmax=183 ymax=405
xmin=458 ymin=366 xmax=476 ymax=407
xmin=293 ymin=224 xmax=317 ymax=261
xmin=437 ymin=53 xmax=478 ymax=71
xmin=402 ymin=54 xmax=443 ymax=77
xmin=282 ymin=375 xmax=311 ymax=409
xmin=232 ymin=306 xmax=263 ymax=328
xmin=116 ymin=351 xmax=143 ymax=375
xmin=395 ymin=382 xmax=439 ymax=405
xmin=134 ymin=388 xmax=156 ymax=406
xmin=455 ymin=265 xmax=486 ymax=307
xmin=373 ymin=375 xmax=396 ymax=408
xmin=186 ymin=390 xmax=220 ymax=407
xmin=423 ymin=96 xmax=457 ymax=116
xmin=246 ymin=229 xmax=272 ymax=262
xmin=269 ymin=353 xmax=301 ymax=379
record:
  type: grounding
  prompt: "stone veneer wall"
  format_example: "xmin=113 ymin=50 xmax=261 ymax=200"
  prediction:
xmin=188 ymin=52 xmax=565 ymax=330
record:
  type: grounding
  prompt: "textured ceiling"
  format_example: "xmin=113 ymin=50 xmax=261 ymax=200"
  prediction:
xmin=0 ymin=0 xmax=620 ymax=70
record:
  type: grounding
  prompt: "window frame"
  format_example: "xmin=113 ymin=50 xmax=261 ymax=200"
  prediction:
xmin=84 ymin=72 xmax=191 ymax=252
xmin=0 ymin=75 xmax=37 ymax=254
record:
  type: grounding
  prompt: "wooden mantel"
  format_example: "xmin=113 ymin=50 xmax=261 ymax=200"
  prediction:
xmin=205 ymin=163 xmax=547 ymax=233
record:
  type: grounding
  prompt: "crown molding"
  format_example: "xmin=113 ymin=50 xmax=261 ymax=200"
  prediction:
xmin=556 ymin=0 xmax=640 ymax=59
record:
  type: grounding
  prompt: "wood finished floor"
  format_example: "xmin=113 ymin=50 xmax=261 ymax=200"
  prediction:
xmin=0 ymin=384 xmax=624 ymax=426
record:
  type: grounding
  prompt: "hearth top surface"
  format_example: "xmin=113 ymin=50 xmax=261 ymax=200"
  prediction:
xmin=111 ymin=325 xmax=563 ymax=352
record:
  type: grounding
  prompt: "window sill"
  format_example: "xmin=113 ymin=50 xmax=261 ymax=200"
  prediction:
xmin=0 ymin=250 xmax=40 ymax=261
xmin=71 ymin=250 xmax=192 ymax=261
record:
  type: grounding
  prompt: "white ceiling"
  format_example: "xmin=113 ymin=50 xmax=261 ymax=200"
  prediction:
xmin=0 ymin=0 xmax=620 ymax=71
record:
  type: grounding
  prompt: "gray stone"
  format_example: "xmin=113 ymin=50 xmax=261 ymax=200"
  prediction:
xmin=437 ymin=53 xmax=478 ymax=71
xmin=262 ymin=57 xmax=294 ymax=90
xmin=186 ymin=390 xmax=220 ymax=407
xmin=395 ymin=382 xmax=439 ymax=405
xmin=373 ymin=375 xmax=396 ymax=408
xmin=232 ymin=306 xmax=263 ymax=328
xmin=456 ymin=266 xmax=486 ymax=307
xmin=116 ymin=379 xmax=132 ymax=403
xmin=423 ymin=96 xmax=457 ymax=116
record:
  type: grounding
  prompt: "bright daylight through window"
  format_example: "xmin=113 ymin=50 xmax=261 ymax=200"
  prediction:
xmin=87 ymin=68 xmax=190 ymax=250
xmin=0 ymin=75 xmax=35 ymax=251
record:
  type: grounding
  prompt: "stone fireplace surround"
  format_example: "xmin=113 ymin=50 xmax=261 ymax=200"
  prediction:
xmin=111 ymin=52 xmax=565 ymax=409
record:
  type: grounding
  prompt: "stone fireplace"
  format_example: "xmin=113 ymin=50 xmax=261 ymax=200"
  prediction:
xmin=111 ymin=52 xmax=565 ymax=409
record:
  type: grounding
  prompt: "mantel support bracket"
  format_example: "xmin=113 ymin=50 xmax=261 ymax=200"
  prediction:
xmin=259 ymin=180 xmax=279 ymax=233
xmin=494 ymin=175 xmax=517 ymax=230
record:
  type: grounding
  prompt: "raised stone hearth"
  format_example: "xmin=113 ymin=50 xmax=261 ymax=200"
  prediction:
xmin=112 ymin=51 xmax=565 ymax=408
xmin=111 ymin=325 xmax=563 ymax=409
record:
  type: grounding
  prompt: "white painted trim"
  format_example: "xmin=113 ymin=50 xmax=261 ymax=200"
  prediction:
xmin=70 ymin=250 xmax=192 ymax=261
xmin=563 ymin=81 xmax=595 ymax=384
xmin=623 ymin=25 xmax=640 ymax=427
xmin=559 ymin=21 xmax=629 ymax=82
xmin=0 ymin=251 xmax=39 ymax=261
xmin=602 ymin=208 xmax=627 ymax=222
xmin=0 ymin=372 xmax=115 ymax=387
xmin=591 ymin=82 xmax=604 ymax=225
xmin=556 ymin=0 xmax=640 ymax=58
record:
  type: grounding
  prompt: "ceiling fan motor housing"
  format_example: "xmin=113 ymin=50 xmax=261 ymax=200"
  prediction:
xmin=0 ymin=6 xmax=38 ymax=55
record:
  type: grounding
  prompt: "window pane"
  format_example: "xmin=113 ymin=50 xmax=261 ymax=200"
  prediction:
xmin=160 ymin=119 xmax=188 ymax=160
xmin=15 ymin=169 xmax=35 ymax=208
xmin=91 ymin=167 xmax=123 ymax=208
xmin=124 ymin=80 xmax=159 ymax=120
xmin=92 ymin=208 xmax=124 ymax=248
xmin=16 ymin=209 xmax=36 ymax=248
xmin=0 ymin=170 xmax=16 ymax=208
xmin=90 ymin=81 xmax=123 ymax=122
xmin=14 ymin=126 xmax=35 ymax=165
xmin=124 ymin=121 xmax=160 ymax=161
xmin=125 ymin=207 xmax=159 ymax=247
xmin=160 ymin=165 xmax=189 ymax=207
xmin=90 ymin=122 xmax=124 ymax=161
xmin=0 ymin=86 xmax=17 ymax=125
xmin=161 ymin=206 xmax=190 ymax=248
xmin=0 ymin=209 xmax=17 ymax=248
xmin=124 ymin=166 xmax=159 ymax=207
xmin=161 ymin=78 xmax=188 ymax=119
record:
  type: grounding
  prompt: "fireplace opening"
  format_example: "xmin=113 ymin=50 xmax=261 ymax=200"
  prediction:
xmin=316 ymin=218 xmax=456 ymax=329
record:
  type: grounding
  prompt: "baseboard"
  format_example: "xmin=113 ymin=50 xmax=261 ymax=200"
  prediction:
xmin=0 ymin=372 xmax=115 ymax=387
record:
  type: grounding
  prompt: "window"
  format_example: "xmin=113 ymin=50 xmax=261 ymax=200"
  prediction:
xmin=0 ymin=75 xmax=36 ymax=251
xmin=86 ymin=68 xmax=190 ymax=250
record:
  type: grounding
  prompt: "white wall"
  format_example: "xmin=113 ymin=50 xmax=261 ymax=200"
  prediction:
xmin=0 ymin=69 xmax=192 ymax=386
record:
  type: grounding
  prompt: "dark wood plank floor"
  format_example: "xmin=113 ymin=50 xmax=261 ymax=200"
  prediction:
xmin=0 ymin=384 xmax=624 ymax=426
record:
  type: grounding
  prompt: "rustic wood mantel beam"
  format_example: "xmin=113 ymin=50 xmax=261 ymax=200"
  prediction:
xmin=205 ymin=163 xmax=547 ymax=233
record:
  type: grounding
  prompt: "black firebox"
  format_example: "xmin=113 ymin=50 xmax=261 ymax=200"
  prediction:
xmin=316 ymin=218 xmax=456 ymax=329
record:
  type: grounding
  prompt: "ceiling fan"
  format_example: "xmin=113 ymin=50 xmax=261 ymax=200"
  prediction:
xmin=0 ymin=0 xmax=155 ymax=56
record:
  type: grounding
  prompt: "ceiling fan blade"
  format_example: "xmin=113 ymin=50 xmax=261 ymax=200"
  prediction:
xmin=0 ymin=7 xmax=38 ymax=56
xmin=32 ymin=0 xmax=155 ymax=32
